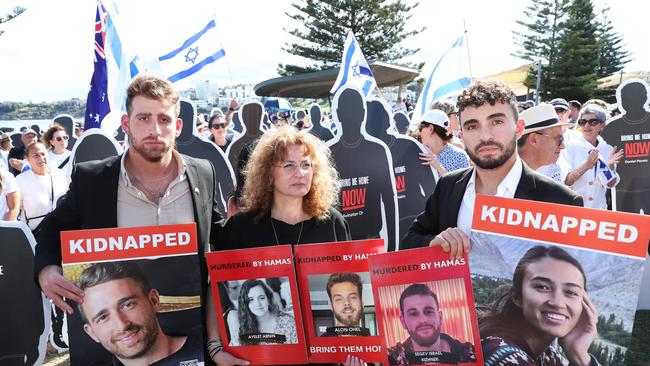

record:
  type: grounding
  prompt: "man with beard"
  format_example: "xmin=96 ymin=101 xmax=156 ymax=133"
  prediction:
xmin=387 ymin=284 xmax=475 ymax=364
xmin=321 ymin=273 xmax=370 ymax=336
xmin=77 ymin=262 xmax=202 ymax=366
xmin=35 ymin=75 xmax=247 ymax=366
xmin=401 ymin=81 xmax=582 ymax=256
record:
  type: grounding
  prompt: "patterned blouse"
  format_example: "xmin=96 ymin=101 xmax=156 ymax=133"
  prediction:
xmin=482 ymin=336 xmax=600 ymax=366
xmin=438 ymin=144 xmax=471 ymax=173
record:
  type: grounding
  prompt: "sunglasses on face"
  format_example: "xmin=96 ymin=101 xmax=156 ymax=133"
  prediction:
xmin=210 ymin=123 xmax=227 ymax=130
xmin=577 ymin=118 xmax=603 ymax=127
xmin=554 ymin=108 xmax=567 ymax=114
xmin=55 ymin=136 xmax=69 ymax=142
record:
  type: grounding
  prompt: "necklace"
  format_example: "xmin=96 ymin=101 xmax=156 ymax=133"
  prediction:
xmin=131 ymin=169 xmax=178 ymax=203
xmin=129 ymin=163 xmax=177 ymax=183
xmin=271 ymin=218 xmax=304 ymax=246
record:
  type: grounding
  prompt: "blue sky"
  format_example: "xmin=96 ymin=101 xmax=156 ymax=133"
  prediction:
xmin=0 ymin=0 xmax=646 ymax=102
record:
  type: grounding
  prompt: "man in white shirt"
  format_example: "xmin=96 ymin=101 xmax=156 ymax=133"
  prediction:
xmin=401 ymin=81 xmax=583 ymax=256
xmin=517 ymin=104 xmax=570 ymax=182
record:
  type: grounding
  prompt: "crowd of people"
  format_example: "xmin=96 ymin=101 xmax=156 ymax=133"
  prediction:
xmin=0 ymin=74 xmax=635 ymax=366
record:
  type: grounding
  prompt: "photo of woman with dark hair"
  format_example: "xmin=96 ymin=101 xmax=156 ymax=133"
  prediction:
xmin=480 ymin=245 xmax=600 ymax=366
xmin=229 ymin=279 xmax=298 ymax=346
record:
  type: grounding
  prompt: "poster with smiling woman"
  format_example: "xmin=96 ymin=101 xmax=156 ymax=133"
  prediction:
xmin=206 ymin=245 xmax=308 ymax=365
xmin=469 ymin=195 xmax=650 ymax=366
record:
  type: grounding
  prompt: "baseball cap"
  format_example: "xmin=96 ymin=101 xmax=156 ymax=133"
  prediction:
xmin=420 ymin=110 xmax=450 ymax=129
xmin=550 ymin=98 xmax=570 ymax=111
xmin=22 ymin=128 xmax=37 ymax=137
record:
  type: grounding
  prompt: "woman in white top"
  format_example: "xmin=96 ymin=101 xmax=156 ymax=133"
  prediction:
xmin=43 ymin=124 xmax=71 ymax=170
xmin=15 ymin=142 xmax=69 ymax=231
xmin=558 ymin=104 xmax=624 ymax=209
xmin=0 ymin=169 xmax=20 ymax=220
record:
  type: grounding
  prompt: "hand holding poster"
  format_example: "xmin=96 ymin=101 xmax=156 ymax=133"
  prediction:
xmin=294 ymin=239 xmax=384 ymax=363
xmin=369 ymin=247 xmax=482 ymax=365
xmin=469 ymin=196 xmax=650 ymax=366
xmin=206 ymin=245 xmax=308 ymax=365
xmin=61 ymin=223 xmax=206 ymax=366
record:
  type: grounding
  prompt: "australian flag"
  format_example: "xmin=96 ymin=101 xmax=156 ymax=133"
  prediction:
xmin=84 ymin=2 xmax=110 ymax=130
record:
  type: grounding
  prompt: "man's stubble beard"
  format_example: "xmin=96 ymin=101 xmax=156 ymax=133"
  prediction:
xmin=409 ymin=324 xmax=442 ymax=348
xmin=106 ymin=317 xmax=160 ymax=360
xmin=334 ymin=306 xmax=363 ymax=327
xmin=465 ymin=132 xmax=517 ymax=169
xmin=128 ymin=133 xmax=175 ymax=163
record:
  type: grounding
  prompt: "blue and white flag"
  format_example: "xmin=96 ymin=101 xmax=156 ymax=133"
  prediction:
xmin=330 ymin=31 xmax=377 ymax=97
xmin=412 ymin=34 xmax=471 ymax=125
xmin=157 ymin=19 xmax=225 ymax=83
xmin=594 ymin=152 xmax=617 ymax=186
xmin=84 ymin=1 xmax=111 ymax=130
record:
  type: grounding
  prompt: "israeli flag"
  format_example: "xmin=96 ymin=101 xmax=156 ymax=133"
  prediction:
xmin=594 ymin=153 xmax=617 ymax=186
xmin=330 ymin=31 xmax=377 ymax=97
xmin=412 ymin=34 xmax=471 ymax=125
xmin=157 ymin=19 xmax=225 ymax=83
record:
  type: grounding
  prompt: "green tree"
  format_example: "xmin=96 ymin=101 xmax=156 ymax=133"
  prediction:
xmin=595 ymin=7 xmax=630 ymax=78
xmin=550 ymin=0 xmax=600 ymax=101
xmin=512 ymin=0 xmax=569 ymax=96
xmin=0 ymin=6 xmax=26 ymax=37
xmin=278 ymin=0 xmax=424 ymax=76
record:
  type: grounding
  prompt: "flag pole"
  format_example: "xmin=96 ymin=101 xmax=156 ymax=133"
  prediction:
xmin=463 ymin=19 xmax=474 ymax=80
xmin=374 ymin=84 xmax=385 ymax=100
xmin=222 ymin=42 xmax=234 ymax=86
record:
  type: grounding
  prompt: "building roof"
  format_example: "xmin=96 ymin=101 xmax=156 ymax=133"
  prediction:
xmin=254 ymin=61 xmax=419 ymax=98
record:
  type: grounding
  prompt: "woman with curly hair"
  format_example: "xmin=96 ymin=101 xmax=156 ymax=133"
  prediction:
xmin=480 ymin=245 xmax=599 ymax=366
xmin=228 ymin=279 xmax=298 ymax=346
xmin=42 ymin=124 xmax=71 ymax=169
xmin=219 ymin=125 xmax=350 ymax=248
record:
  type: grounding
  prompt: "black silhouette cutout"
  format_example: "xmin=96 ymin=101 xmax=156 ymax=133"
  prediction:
xmin=393 ymin=111 xmax=411 ymax=135
xmin=231 ymin=111 xmax=244 ymax=134
xmin=366 ymin=99 xmax=437 ymax=246
xmin=227 ymin=101 xmax=265 ymax=173
xmin=176 ymin=99 xmax=235 ymax=214
xmin=0 ymin=223 xmax=49 ymax=365
xmin=65 ymin=129 xmax=121 ymax=177
xmin=308 ymin=104 xmax=334 ymax=142
xmin=327 ymin=87 xmax=399 ymax=252
xmin=602 ymin=80 xmax=650 ymax=215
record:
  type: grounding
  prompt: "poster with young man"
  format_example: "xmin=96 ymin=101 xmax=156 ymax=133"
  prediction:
xmin=206 ymin=245 xmax=308 ymax=365
xmin=369 ymin=247 xmax=482 ymax=366
xmin=61 ymin=223 xmax=205 ymax=366
xmin=469 ymin=196 xmax=650 ymax=366
xmin=294 ymin=239 xmax=384 ymax=363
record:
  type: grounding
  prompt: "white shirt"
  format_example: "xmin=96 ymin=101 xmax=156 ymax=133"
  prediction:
xmin=457 ymin=157 xmax=523 ymax=235
xmin=537 ymin=163 xmax=562 ymax=182
xmin=48 ymin=149 xmax=71 ymax=170
xmin=117 ymin=149 xmax=196 ymax=239
xmin=15 ymin=168 xmax=69 ymax=230
xmin=0 ymin=170 xmax=19 ymax=220
xmin=0 ymin=150 xmax=9 ymax=172
xmin=558 ymin=134 xmax=618 ymax=209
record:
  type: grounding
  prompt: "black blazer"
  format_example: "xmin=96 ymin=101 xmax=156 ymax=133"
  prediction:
xmin=400 ymin=163 xmax=583 ymax=250
xmin=34 ymin=154 xmax=223 ymax=276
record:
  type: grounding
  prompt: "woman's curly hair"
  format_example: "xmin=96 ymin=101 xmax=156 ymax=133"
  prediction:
xmin=242 ymin=126 xmax=340 ymax=222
